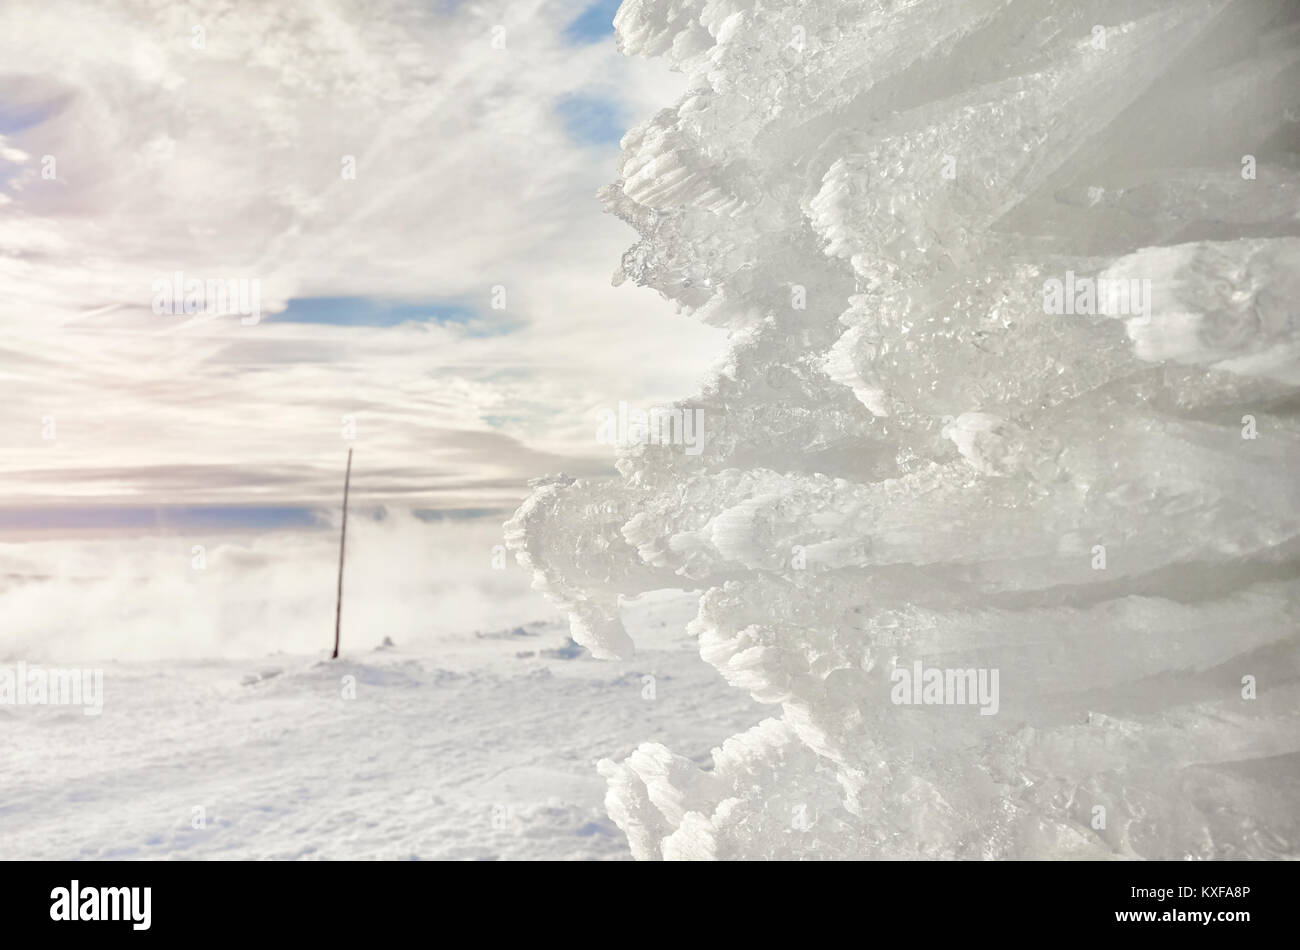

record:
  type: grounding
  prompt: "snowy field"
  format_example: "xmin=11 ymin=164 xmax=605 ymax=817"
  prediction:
xmin=2 ymin=592 xmax=761 ymax=860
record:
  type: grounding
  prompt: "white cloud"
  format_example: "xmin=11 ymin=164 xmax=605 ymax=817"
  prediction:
xmin=0 ymin=0 xmax=721 ymax=509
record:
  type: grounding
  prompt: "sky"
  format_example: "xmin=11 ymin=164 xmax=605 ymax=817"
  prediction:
xmin=0 ymin=0 xmax=722 ymax=530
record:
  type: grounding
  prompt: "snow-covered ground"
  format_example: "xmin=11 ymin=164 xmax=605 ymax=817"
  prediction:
xmin=2 ymin=592 xmax=762 ymax=860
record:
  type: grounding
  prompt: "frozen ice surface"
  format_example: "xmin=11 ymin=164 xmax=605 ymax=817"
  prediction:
xmin=506 ymin=0 xmax=1300 ymax=859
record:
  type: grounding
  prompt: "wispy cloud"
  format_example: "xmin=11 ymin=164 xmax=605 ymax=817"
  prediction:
xmin=0 ymin=0 xmax=718 ymax=513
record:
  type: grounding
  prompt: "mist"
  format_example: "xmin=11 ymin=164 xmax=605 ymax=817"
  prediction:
xmin=0 ymin=511 xmax=556 ymax=662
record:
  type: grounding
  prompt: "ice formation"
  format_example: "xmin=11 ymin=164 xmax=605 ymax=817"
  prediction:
xmin=506 ymin=0 xmax=1300 ymax=859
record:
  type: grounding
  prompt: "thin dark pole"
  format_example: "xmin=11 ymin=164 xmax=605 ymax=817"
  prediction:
xmin=332 ymin=449 xmax=353 ymax=660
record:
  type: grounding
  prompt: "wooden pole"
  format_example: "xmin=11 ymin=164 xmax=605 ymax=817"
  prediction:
xmin=332 ymin=449 xmax=353 ymax=660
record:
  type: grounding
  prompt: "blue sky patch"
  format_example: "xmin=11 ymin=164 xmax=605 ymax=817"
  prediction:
xmin=555 ymin=95 xmax=624 ymax=146
xmin=0 ymin=505 xmax=326 ymax=534
xmin=0 ymin=100 xmax=52 ymax=135
xmin=272 ymin=296 xmax=480 ymax=328
xmin=564 ymin=0 xmax=622 ymax=44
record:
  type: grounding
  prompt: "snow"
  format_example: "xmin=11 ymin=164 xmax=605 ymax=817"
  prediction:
xmin=1 ymin=594 xmax=762 ymax=860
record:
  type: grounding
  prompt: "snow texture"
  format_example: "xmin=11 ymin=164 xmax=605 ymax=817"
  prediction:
xmin=2 ymin=599 xmax=762 ymax=860
xmin=506 ymin=0 xmax=1300 ymax=859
